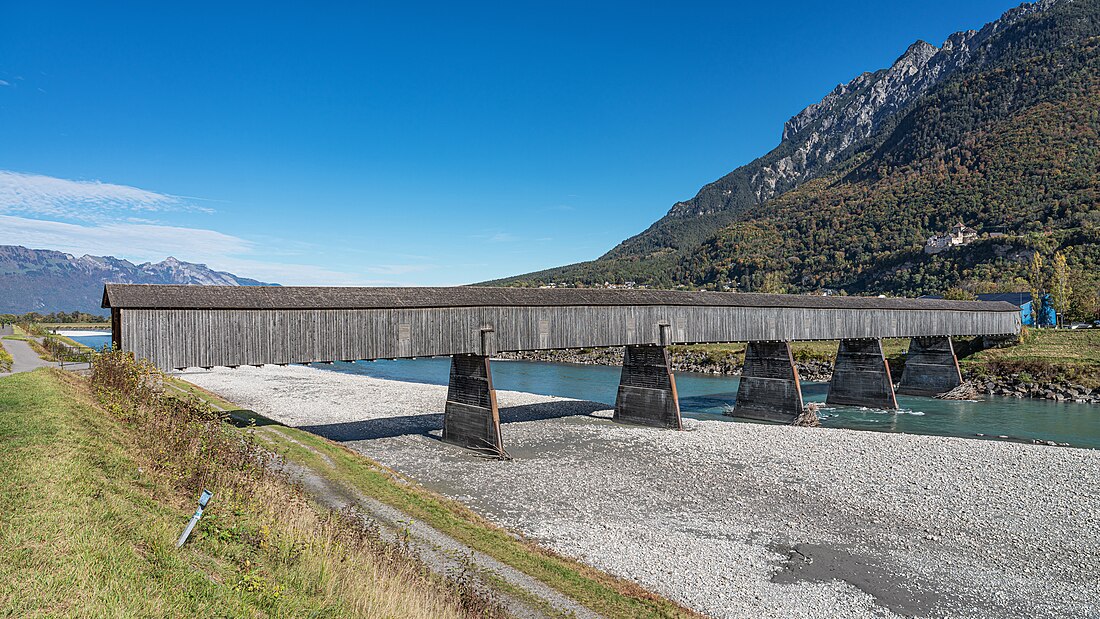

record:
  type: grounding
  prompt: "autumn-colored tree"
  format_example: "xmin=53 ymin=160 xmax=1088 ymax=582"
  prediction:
xmin=1028 ymin=252 xmax=1046 ymax=327
xmin=943 ymin=287 xmax=977 ymax=301
xmin=759 ymin=271 xmax=788 ymax=294
xmin=1050 ymin=252 xmax=1072 ymax=326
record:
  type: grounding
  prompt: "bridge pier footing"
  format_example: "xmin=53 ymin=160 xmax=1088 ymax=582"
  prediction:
xmin=442 ymin=354 xmax=504 ymax=455
xmin=827 ymin=338 xmax=898 ymax=409
xmin=614 ymin=345 xmax=682 ymax=429
xmin=897 ymin=336 xmax=963 ymax=397
xmin=733 ymin=341 xmax=805 ymax=423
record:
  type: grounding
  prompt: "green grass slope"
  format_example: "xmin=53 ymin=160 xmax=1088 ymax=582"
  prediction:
xmin=0 ymin=370 xmax=488 ymax=618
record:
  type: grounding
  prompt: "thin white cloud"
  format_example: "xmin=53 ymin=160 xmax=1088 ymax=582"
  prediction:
xmin=0 ymin=80 xmax=9 ymax=87
xmin=471 ymin=231 xmax=518 ymax=243
xmin=0 ymin=215 xmax=405 ymax=286
xmin=0 ymin=171 xmax=440 ymax=286
xmin=203 ymin=257 xmax=403 ymax=286
xmin=0 ymin=215 xmax=251 ymax=259
xmin=0 ymin=169 xmax=211 ymax=222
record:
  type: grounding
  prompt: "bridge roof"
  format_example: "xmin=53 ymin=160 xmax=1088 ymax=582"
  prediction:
xmin=103 ymin=284 xmax=1020 ymax=313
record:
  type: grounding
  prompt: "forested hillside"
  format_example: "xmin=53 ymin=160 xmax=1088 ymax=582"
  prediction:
xmin=681 ymin=31 xmax=1100 ymax=302
xmin=493 ymin=0 xmax=1100 ymax=319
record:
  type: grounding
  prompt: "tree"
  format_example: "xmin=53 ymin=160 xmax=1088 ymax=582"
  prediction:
xmin=1050 ymin=251 xmax=1072 ymax=326
xmin=943 ymin=287 xmax=977 ymax=301
xmin=759 ymin=271 xmax=788 ymax=294
xmin=1068 ymin=273 xmax=1100 ymax=322
xmin=1027 ymin=251 xmax=1047 ymax=327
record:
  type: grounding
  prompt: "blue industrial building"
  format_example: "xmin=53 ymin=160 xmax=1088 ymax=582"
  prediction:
xmin=923 ymin=292 xmax=1055 ymax=327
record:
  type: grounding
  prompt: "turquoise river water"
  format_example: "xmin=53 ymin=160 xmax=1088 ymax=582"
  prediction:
xmin=68 ymin=332 xmax=1100 ymax=450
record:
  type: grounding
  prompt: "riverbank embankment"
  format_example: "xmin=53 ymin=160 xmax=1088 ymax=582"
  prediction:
xmin=182 ymin=363 xmax=1100 ymax=619
xmin=496 ymin=347 xmax=837 ymax=379
xmin=498 ymin=330 xmax=1100 ymax=404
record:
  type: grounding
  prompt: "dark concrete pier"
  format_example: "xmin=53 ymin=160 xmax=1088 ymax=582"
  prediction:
xmin=826 ymin=338 xmax=898 ymax=409
xmin=733 ymin=341 xmax=805 ymax=423
xmin=898 ymin=336 xmax=963 ymax=397
xmin=613 ymin=345 xmax=682 ymax=429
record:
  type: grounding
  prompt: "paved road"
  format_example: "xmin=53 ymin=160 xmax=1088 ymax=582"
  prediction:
xmin=0 ymin=327 xmax=53 ymax=376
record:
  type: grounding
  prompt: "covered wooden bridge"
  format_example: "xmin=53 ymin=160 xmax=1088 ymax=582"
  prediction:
xmin=103 ymin=285 xmax=1021 ymax=455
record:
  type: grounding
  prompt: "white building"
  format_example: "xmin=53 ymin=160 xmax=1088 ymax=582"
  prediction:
xmin=925 ymin=222 xmax=978 ymax=254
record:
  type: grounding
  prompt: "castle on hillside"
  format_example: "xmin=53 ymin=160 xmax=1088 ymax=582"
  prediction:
xmin=924 ymin=222 xmax=978 ymax=255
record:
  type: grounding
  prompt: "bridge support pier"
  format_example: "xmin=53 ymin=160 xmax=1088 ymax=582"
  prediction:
xmin=826 ymin=338 xmax=898 ymax=409
xmin=614 ymin=345 xmax=682 ymax=429
xmin=897 ymin=336 xmax=962 ymax=397
xmin=733 ymin=341 xmax=805 ymax=423
xmin=442 ymin=354 xmax=504 ymax=455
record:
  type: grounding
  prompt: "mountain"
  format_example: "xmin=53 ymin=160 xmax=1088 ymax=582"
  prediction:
xmin=495 ymin=0 xmax=1100 ymax=315
xmin=0 ymin=245 xmax=276 ymax=316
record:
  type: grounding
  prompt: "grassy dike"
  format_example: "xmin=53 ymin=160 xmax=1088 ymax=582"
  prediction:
xmin=961 ymin=328 xmax=1100 ymax=389
xmin=0 ymin=369 xmax=500 ymax=618
xmin=47 ymin=332 xmax=94 ymax=351
xmin=171 ymin=377 xmax=706 ymax=619
xmin=39 ymin=322 xmax=112 ymax=330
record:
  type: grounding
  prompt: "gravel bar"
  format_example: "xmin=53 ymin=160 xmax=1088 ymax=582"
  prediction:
xmin=180 ymin=364 xmax=1100 ymax=619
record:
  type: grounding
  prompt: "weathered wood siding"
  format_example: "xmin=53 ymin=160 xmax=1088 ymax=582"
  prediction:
xmin=442 ymin=354 xmax=502 ymax=453
xmin=119 ymin=304 xmax=1021 ymax=370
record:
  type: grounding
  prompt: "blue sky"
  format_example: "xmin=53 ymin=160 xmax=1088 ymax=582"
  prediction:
xmin=0 ymin=1 xmax=1021 ymax=285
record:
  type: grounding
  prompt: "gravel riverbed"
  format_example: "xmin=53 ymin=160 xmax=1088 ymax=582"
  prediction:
xmin=181 ymin=364 xmax=1100 ymax=619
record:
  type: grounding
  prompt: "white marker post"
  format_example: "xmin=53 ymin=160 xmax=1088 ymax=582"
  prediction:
xmin=177 ymin=489 xmax=213 ymax=548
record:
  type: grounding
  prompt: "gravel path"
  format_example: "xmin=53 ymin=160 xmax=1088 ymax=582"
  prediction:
xmin=0 ymin=337 xmax=51 ymax=376
xmin=181 ymin=364 xmax=1100 ymax=619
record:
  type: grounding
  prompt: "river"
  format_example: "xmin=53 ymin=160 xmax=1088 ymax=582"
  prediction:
xmin=66 ymin=331 xmax=1100 ymax=449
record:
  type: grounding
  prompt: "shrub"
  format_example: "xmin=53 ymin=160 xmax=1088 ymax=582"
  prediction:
xmin=88 ymin=350 xmax=506 ymax=618
xmin=0 ymin=342 xmax=11 ymax=373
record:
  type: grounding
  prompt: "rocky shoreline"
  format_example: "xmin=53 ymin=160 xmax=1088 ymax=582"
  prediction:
xmin=495 ymin=347 xmax=835 ymax=382
xmin=971 ymin=374 xmax=1100 ymax=404
xmin=497 ymin=348 xmax=1099 ymax=404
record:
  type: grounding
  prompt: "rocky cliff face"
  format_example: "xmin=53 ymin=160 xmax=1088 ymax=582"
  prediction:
xmin=492 ymin=0 xmax=1087 ymax=290
xmin=657 ymin=0 xmax=1062 ymax=219
xmin=0 ymin=245 xmax=275 ymax=315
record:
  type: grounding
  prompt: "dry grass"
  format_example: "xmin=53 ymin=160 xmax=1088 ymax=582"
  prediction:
xmin=174 ymin=375 xmax=707 ymax=618
xmin=0 ymin=362 xmax=504 ymax=618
